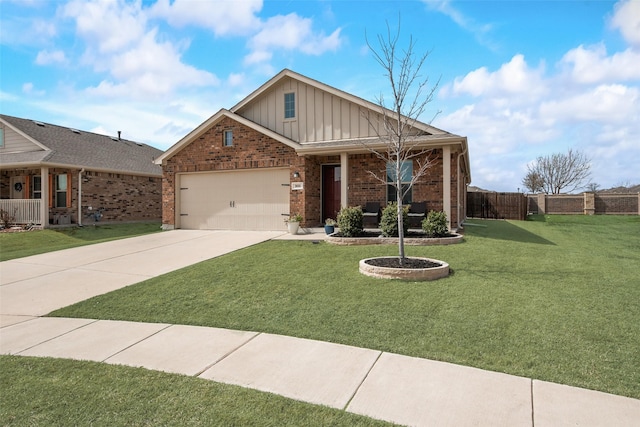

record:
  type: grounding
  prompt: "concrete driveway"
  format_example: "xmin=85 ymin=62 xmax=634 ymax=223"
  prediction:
xmin=0 ymin=230 xmax=283 ymax=318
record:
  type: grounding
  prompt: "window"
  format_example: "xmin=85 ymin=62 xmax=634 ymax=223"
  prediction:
xmin=55 ymin=174 xmax=68 ymax=207
xmin=387 ymin=161 xmax=413 ymax=204
xmin=0 ymin=127 xmax=4 ymax=147
xmin=284 ymin=92 xmax=295 ymax=119
xmin=32 ymin=176 xmax=42 ymax=199
xmin=223 ymin=130 xmax=233 ymax=146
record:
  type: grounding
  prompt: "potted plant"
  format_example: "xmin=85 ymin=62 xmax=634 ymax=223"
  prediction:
xmin=286 ymin=213 xmax=303 ymax=234
xmin=324 ymin=218 xmax=337 ymax=235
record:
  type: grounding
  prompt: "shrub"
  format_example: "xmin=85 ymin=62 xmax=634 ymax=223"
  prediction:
xmin=379 ymin=202 xmax=409 ymax=237
xmin=0 ymin=208 xmax=17 ymax=229
xmin=422 ymin=210 xmax=449 ymax=237
xmin=337 ymin=206 xmax=363 ymax=237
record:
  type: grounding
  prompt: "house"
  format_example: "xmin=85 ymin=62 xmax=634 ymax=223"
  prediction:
xmin=0 ymin=114 xmax=163 ymax=227
xmin=155 ymin=69 xmax=471 ymax=231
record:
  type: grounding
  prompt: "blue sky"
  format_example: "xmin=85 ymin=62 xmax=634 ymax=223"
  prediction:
xmin=1 ymin=0 xmax=639 ymax=192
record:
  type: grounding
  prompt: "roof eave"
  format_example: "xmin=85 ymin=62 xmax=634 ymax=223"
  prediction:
xmin=0 ymin=161 xmax=161 ymax=177
xmin=295 ymin=136 xmax=468 ymax=156
xmin=155 ymin=109 xmax=301 ymax=164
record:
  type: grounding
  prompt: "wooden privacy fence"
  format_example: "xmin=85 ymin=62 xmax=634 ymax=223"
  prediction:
xmin=466 ymin=192 xmax=527 ymax=220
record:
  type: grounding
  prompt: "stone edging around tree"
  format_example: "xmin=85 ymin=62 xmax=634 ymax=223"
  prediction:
xmin=326 ymin=232 xmax=463 ymax=246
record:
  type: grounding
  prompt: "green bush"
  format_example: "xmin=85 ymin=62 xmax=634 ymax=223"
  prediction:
xmin=422 ymin=210 xmax=449 ymax=237
xmin=379 ymin=202 xmax=409 ymax=237
xmin=337 ymin=206 xmax=364 ymax=237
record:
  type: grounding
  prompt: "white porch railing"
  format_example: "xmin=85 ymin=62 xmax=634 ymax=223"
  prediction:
xmin=0 ymin=199 xmax=42 ymax=225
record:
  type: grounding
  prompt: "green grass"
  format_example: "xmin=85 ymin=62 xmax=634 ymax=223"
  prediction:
xmin=51 ymin=215 xmax=640 ymax=399
xmin=0 ymin=356 xmax=392 ymax=426
xmin=0 ymin=222 xmax=161 ymax=261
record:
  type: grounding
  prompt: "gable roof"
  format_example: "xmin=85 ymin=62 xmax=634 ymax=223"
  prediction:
xmin=1 ymin=114 xmax=162 ymax=176
xmin=231 ymin=69 xmax=452 ymax=137
xmin=154 ymin=109 xmax=301 ymax=164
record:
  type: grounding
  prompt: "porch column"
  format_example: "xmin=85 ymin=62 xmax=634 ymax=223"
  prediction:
xmin=340 ymin=152 xmax=348 ymax=207
xmin=40 ymin=166 xmax=49 ymax=228
xmin=442 ymin=146 xmax=451 ymax=230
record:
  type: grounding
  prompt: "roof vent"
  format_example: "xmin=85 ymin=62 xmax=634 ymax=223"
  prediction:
xmin=33 ymin=121 xmax=45 ymax=127
xmin=110 ymin=136 xmax=119 ymax=141
xmin=70 ymin=128 xmax=81 ymax=134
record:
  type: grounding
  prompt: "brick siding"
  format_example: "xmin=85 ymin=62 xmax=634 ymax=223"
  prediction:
xmin=1 ymin=168 xmax=161 ymax=224
xmin=527 ymin=193 xmax=639 ymax=215
xmin=162 ymin=116 xmax=465 ymax=228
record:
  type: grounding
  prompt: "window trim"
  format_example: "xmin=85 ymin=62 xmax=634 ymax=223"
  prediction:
xmin=0 ymin=127 xmax=4 ymax=148
xmin=223 ymin=130 xmax=233 ymax=147
xmin=284 ymin=91 xmax=296 ymax=120
xmin=386 ymin=161 xmax=413 ymax=204
xmin=32 ymin=175 xmax=42 ymax=199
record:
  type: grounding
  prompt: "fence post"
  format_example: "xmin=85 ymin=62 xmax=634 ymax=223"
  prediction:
xmin=584 ymin=192 xmax=595 ymax=215
xmin=537 ymin=193 xmax=546 ymax=214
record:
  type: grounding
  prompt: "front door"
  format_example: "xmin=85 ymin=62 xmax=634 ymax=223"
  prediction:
xmin=322 ymin=165 xmax=341 ymax=222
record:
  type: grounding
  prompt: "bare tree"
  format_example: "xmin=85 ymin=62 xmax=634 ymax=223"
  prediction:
xmin=585 ymin=182 xmax=600 ymax=193
xmin=363 ymin=20 xmax=440 ymax=260
xmin=524 ymin=149 xmax=591 ymax=194
xmin=522 ymin=170 xmax=545 ymax=193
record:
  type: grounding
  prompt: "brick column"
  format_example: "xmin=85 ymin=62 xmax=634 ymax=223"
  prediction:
xmin=584 ymin=192 xmax=595 ymax=215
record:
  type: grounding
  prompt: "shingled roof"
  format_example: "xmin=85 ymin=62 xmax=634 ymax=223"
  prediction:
xmin=1 ymin=114 xmax=162 ymax=176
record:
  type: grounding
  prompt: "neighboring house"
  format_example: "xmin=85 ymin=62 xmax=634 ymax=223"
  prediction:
xmin=155 ymin=69 xmax=471 ymax=231
xmin=0 ymin=114 xmax=163 ymax=227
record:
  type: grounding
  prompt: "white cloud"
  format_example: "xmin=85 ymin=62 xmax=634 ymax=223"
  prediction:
xmin=22 ymin=82 xmax=45 ymax=96
xmin=422 ymin=0 xmax=497 ymax=50
xmin=35 ymin=49 xmax=66 ymax=65
xmin=149 ymin=0 xmax=262 ymax=36
xmin=227 ymin=73 xmax=245 ymax=87
xmin=245 ymin=13 xmax=342 ymax=64
xmin=610 ymin=0 xmax=640 ymax=47
xmin=540 ymin=84 xmax=639 ymax=125
xmin=60 ymin=0 xmax=218 ymax=100
xmin=443 ymin=54 xmax=546 ymax=99
xmin=436 ymin=35 xmax=640 ymax=191
xmin=63 ymin=0 xmax=147 ymax=54
xmin=0 ymin=16 xmax=57 ymax=46
xmin=560 ymin=43 xmax=640 ymax=84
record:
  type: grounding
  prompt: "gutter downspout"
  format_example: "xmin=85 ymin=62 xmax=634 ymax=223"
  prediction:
xmin=457 ymin=146 xmax=468 ymax=230
xmin=78 ymin=168 xmax=84 ymax=226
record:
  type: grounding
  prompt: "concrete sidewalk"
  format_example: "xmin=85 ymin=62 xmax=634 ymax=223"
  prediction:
xmin=1 ymin=230 xmax=639 ymax=426
xmin=2 ymin=316 xmax=638 ymax=426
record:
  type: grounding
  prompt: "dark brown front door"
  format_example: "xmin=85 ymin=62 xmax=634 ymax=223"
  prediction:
xmin=322 ymin=165 xmax=341 ymax=222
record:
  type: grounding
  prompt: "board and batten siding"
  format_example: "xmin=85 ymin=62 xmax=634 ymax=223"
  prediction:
xmin=0 ymin=123 xmax=43 ymax=153
xmin=236 ymin=76 xmax=386 ymax=143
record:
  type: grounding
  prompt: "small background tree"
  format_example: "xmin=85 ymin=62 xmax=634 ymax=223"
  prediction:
xmin=522 ymin=149 xmax=591 ymax=194
xmin=363 ymin=20 xmax=440 ymax=260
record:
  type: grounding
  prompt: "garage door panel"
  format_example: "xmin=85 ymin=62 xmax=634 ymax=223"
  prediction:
xmin=179 ymin=169 xmax=290 ymax=231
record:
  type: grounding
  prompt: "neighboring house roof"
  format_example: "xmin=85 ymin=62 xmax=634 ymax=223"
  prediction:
xmin=1 ymin=114 xmax=162 ymax=176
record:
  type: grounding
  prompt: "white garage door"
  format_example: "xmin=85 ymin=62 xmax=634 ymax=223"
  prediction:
xmin=179 ymin=168 xmax=290 ymax=231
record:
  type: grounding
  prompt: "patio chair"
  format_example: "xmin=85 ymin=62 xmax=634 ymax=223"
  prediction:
xmin=362 ymin=202 xmax=381 ymax=228
xmin=407 ymin=201 xmax=426 ymax=228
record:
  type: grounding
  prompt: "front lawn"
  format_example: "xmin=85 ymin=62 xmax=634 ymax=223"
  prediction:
xmin=0 ymin=222 xmax=161 ymax=261
xmin=51 ymin=215 xmax=640 ymax=399
xmin=0 ymin=356 xmax=391 ymax=426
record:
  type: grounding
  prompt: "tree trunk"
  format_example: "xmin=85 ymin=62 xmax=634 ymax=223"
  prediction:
xmin=396 ymin=163 xmax=405 ymax=262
